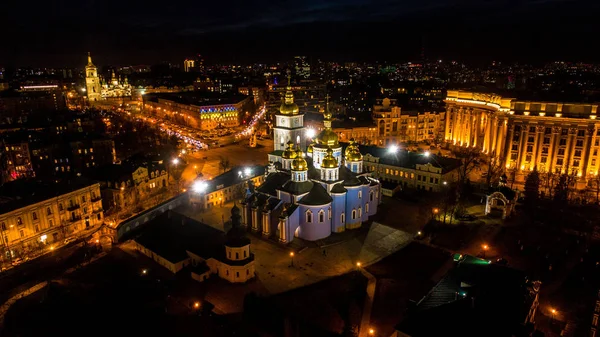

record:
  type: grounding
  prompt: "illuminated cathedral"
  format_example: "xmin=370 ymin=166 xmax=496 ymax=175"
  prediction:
xmin=85 ymin=52 xmax=132 ymax=101
xmin=241 ymin=74 xmax=381 ymax=243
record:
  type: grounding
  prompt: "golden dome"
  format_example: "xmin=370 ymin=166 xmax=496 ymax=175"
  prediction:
xmin=282 ymin=141 xmax=298 ymax=159
xmin=307 ymin=143 xmax=314 ymax=153
xmin=315 ymin=95 xmax=338 ymax=146
xmin=321 ymin=147 xmax=338 ymax=168
xmin=291 ymin=149 xmax=308 ymax=171
xmin=279 ymin=72 xmax=299 ymax=115
xmin=345 ymin=139 xmax=363 ymax=162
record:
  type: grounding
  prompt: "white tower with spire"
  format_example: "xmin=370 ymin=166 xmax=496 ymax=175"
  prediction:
xmin=85 ymin=52 xmax=102 ymax=102
xmin=273 ymin=70 xmax=305 ymax=152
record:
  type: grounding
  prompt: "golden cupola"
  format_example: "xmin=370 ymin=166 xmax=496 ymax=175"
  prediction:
xmin=291 ymin=147 xmax=308 ymax=171
xmin=279 ymin=71 xmax=299 ymax=115
xmin=345 ymin=139 xmax=363 ymax=162
xmin=315 ymin=96 xmax=339 ymax=147
xmin=321 ymin=147 xmax=338 ymax=168
xmin=307 ymin=142 xmax=314 ymax=154
xmin=282 ymin=141 xmax=298 ymax=159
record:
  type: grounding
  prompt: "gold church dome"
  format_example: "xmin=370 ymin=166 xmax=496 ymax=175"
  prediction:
xmin=321 ymin=147 xmax=338 ymax=169
xmin=307 ymin=143 xmax=314 ymax=153
xmin=345 ymin=139 xmax=363 ymax=162
xmin=282 ymin=141 xmax=298 ymax=159
xmin=279 ymin=71 xmax=299 ymax=115
xmin=291 ymin=149 xmax=308 ymax=171
xmin=316 ymin=129 xmax=339 ymax=147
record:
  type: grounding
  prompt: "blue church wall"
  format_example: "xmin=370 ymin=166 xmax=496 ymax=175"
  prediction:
xmin=344 ymin=186 xmax=363 ymax=229
xmin=298 ymin=204 xmax=332 ymax=241
xmin=367 ymin=185 xmax=379 ymax=216
xmin=287 ymin=208 xmax=300 ymax=242
xmin=331 ymin=193 xmax=346 ymax=233
xmin=277 ymin=190 xmax=292 ymax=204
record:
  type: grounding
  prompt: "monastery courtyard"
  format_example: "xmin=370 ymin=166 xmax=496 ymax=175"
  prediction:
xmin=175 ymin=201 xmax=412 ymax=296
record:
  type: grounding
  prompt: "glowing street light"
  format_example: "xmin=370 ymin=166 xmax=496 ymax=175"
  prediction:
xmin=388 ymin=145 xmax=399 ymax=154
xmin=192 ymin=181 xmax=208 ymax=193
xmin=289 ymin=251 xmax=295 ymax=267
xmin=306 ymin=128 xmax=316 ymax=139
xmin=172 ymin=158 xmax=180 ymax=165
xmin=356 ymin=261 xmax=361 ymax=268
xmin=194 ymin=301 xmax=200 ymax=309
xmin=369 ymin=328 xmax=375 ymax=335
xmin=244 ymin=167 xmax=252 ymax=176
xmin=424 ymin=151 xmax=430 ymax=157
xmin=142 ymin=269 xmax=148 ymax=275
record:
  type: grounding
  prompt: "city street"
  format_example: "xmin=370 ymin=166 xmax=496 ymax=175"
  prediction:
xmin=180 ymin=138 xmax=274 ymax=184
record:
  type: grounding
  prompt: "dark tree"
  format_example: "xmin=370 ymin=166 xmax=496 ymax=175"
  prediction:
xmin=485 ymin=155 xmax=505 ymax=188
xmin=219 ymin=156 xmax=231 ymax=173
xmin=524 ymin=167 xmax=540 ymax=211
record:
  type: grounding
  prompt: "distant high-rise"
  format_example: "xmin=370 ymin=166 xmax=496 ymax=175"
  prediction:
xmin=294 ymin=56 xmax=310 ymax=79
xmin=84 ymin=53 xmax=102 ymax=102
xmin=183 ymin=58 xmax=195 ymax=72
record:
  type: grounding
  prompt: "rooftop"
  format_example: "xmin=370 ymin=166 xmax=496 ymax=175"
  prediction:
xmin=143 ymin=92 xmax=249 ymax=107
xmin=134 ymin=211 xmax=224 ymax=264
xmin=358 ymin=144 xmax=461 ymax=173
xmin=203 ymin=165 xmax=266 ymax=194
xmin=0 ymin=178 xmax=98 ymax=214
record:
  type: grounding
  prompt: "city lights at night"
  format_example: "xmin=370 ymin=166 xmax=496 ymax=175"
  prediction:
xmin=1 ymin=1 xmax=598 ymax=336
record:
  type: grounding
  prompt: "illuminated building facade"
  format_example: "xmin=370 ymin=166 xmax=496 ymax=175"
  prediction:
xmin=84 ymin=53 xmax=102 ymax=102
xmin=183 ymin=58 xmax=195 ymax=72
xmin=0 ymin=179 xmax=103 ymax=262
xmin=142 ymin=92 xmax=251 ymax=130
xmin=373 ymin=98 xmax=444 ymax=146
xmin=266 ymin=80 xmax=326 ymax=116
xmin=84 ymin=53 xmax=132 ymax=102
xmin=445 ymin=90 xmax=600 ymax=186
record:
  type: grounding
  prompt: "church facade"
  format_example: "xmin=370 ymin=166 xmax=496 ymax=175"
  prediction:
xmin=242 ymin=75 xmax=381 ymax=243
xmin=85 ymin=53 xmax=132 ymax=102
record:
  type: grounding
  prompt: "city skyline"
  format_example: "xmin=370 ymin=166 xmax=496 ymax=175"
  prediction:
xmin=2 ymin=0 xmax=599 ymax=67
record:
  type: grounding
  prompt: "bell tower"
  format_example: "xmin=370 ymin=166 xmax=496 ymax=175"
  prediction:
xmin=273 ymin=70 xmax=305 ymax=152
xmin=85 ymin=52 xmax=102 ymax=102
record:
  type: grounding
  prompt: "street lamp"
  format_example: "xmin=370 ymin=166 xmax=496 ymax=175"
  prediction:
xmin=244 ymin=167 xmax=252 ymax=176
xmin=194 ymin=301 xmax=200 ymax=309
xmin=142 ymin=269 xmax=148 ymax=275
xmin=482 ymin=244 xmax=489 ymax=258
xmin=369 ymin=328 xmax=375 ymax=335
xmin=306 ymin=128 xmax=316 ymax=139
xmin=192 ymin=181 xmax=208 ymax=193
xmin=289 ymin=252 xmax=295 ymax=267
xmin=356 ymin=261 xmax=361 ymax=268
xmin=424 ymin=151 xmax=430 ymax=157
xmin=172 ymin=158 xmax=180 ymax=165
xmin=388 ymin=145 xmax=399 ymax=154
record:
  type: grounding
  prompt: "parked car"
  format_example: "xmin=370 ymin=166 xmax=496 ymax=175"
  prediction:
xmin=64 ymin=237 xmax=77 ymax=245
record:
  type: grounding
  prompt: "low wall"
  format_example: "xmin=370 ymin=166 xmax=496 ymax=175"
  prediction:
xmin=116 ymin=193 xmax=189 ymax=242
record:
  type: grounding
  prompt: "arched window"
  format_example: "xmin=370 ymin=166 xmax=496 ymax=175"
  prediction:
xmin=306 ymin=210 xmax=313 ymax=223
xmin=49 ymin=219 xmax=54 ymax=227
xmin=352 ymin=210 xmax=356 ymax=219
xmin=236 ymin=252 xmax=239 ymax=259
xmin=59 ymin=204 xmax=63 ymax=211
xmin=370 ymin=191 xmax=374 ymax=202
xmin=319 ymin=210 xmax=324 ymax=223
xmin=358 ymin=191 xmax=362 ymax=199
xmin=365 ymin=203 xmax=369 ymax=213
xmin=341 ymin=213 xmax=345 ymax=223
xmin=46 ymin=207 xmax=52 ymax=216
xmin=358 ymin=207 xmax=362 ymax=218
xmin=328 ymin=207 xmax=332 ymax=219
xmin=17 ymin=217 xmax=22 ymax=225
xmin=1 ymin=222 xmax=5 ymax=231
xmin=244 ymin=250 xmax=247 ymax=258
xmin=32 ymin=212 xmax=38 ymax=220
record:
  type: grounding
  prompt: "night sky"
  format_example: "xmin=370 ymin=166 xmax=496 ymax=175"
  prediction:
xmin=1 ymin=0 xmax=599 ymax=67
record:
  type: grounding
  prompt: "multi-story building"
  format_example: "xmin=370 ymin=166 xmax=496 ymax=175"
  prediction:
xmin=0 ymin=179 xmax=104 ymax=262
xmin=304 ymin=117 xmax=378 ymax=146
xmin=91 ymin=162 xmax=168 ymax=213
xmin=373 ymin=98 xmax=444 ymax=146
xmin=445 ymin=90 xmax=600 ymax=187
xmin=189 ymin=165 xmax=265 ymax=210
xmin=361 ymin=146 xmax=461 ymax=192
xmin=68 ymin=136 xmax=116 ymax=174
xmin=142 ymin=92 xmax=251 ymax=130
xmin=0 ymin=89 xmax=67 ymax=125
xmin=1 ymin=135 xmax=34 ymax=182
xmin=294 ymin=56 xmax=310 ymax=79
xmin=183 ymin=58 xmax=195 ymax=72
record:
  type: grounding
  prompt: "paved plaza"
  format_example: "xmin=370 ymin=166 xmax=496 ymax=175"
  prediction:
xmin=175 ymin=203 xmax=413 ymax=296
xmin=180 ymin=139 xmax=274 ymax=184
